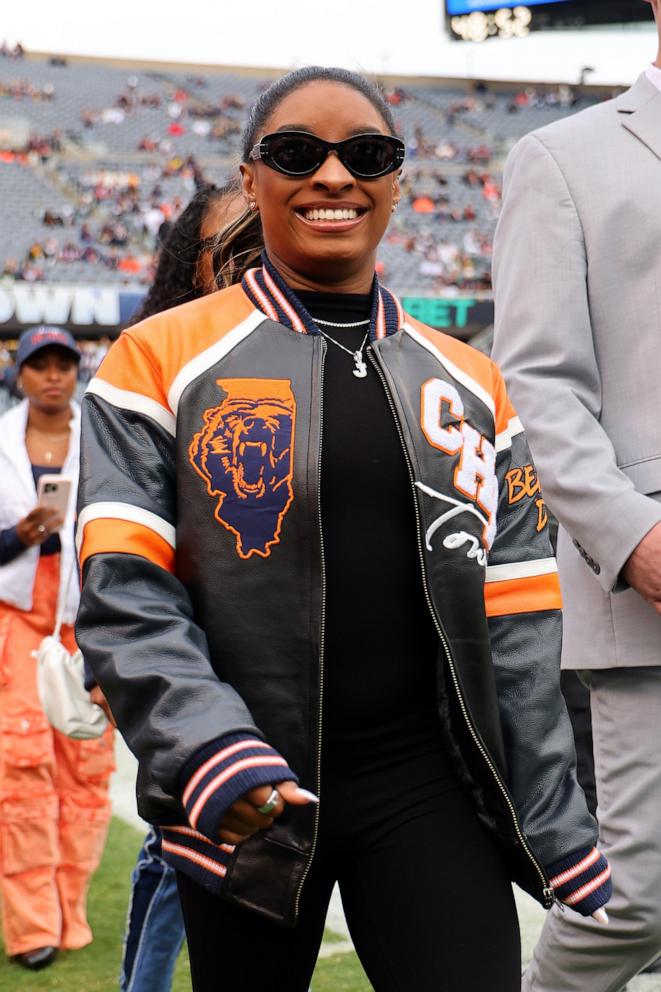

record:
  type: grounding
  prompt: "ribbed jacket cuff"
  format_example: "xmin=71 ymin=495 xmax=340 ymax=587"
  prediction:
xmin=546 ymin=846 xmax=612 ymax=916
xmin=180 ymin=733 xmax=298 ymax=842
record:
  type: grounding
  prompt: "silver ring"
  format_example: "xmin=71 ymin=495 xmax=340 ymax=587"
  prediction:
xmin=256 ymin=788 xmax=280 ymax=815
xmin=37 ymin=524 xmax=47 ymax=535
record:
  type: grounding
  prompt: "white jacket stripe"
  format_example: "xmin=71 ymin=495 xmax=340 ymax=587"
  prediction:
xmin=168 ymin=309 xmax=265 ymax=415
xmin=495 ymin=416 xmax=524 ymax=453
xmin=403 ymin=324 xmax=496 ymax=419
xmin=485 ymin=558 xmax=558 ymax=583
xmin=87 ymin=378 xmax=176 ymax=436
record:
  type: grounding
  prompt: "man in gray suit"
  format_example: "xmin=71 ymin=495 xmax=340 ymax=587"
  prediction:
xmin=492 ymin=2 xmax=661 ymax=989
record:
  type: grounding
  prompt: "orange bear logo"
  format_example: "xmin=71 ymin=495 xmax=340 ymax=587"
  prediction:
xmin=189 ymin=379 xmax=296 ymax=559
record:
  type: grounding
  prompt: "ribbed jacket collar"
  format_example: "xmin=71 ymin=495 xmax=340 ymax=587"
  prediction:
xmin=241 ymin=252 xmax=404 ymax=342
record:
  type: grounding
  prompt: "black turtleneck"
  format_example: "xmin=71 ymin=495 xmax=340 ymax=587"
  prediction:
xmin=296 ymin=291 xmax=447 ymax=782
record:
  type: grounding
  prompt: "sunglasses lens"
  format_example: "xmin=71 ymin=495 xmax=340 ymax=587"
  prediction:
xmin=344 ymin=136 xmax=398 ymax=176
xmin=269 ymin=134 xmax=325 ymax=175
xmin=259 ymin=132 xmax=403 ymax=178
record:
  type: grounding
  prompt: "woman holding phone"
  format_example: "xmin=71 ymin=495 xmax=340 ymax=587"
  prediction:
xmin=77 ymin=68 xmax=610 ymax=991
xmin=0 ymin=326 xmax=114 ymax=971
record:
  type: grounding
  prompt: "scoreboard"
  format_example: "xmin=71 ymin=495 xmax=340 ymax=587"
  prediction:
xmin=448 ymin=0 xmax=568 ymax=13
xmin=447 ymin=0 xmax=653 ymax=41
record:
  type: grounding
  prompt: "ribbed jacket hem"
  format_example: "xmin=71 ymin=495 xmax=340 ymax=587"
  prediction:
xmin=546 ymin=846 xmax=612 ymax=916
xmin=161 ymin=824 xmax=236 ymax=896
xmin=180 ymin=733 xmax=298 ymax=843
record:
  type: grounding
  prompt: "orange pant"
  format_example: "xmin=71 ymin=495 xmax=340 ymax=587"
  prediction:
xmin=0 ymin=555 xmax=114 ymax=956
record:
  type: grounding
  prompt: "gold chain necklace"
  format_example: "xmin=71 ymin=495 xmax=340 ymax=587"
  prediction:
xmin=27 ymin=427 xmax=70 ymax=465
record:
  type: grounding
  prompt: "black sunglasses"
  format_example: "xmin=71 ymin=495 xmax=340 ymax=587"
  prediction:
xmin=249 ymin=131 xmax=406 ymax=179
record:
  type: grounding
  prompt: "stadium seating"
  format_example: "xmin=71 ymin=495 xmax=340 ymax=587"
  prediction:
xmin=0 ymin=55 xmax=602 ymax=295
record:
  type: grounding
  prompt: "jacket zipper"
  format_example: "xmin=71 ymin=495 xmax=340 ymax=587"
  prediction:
xmin=293 ymin=338 xmax=327 ymax=921
xmin=368 ymin=348 xmax=554 ymax=910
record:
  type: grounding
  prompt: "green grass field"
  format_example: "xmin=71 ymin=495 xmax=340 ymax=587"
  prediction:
xmin=0 ymin=818 xmax=372 ymax=991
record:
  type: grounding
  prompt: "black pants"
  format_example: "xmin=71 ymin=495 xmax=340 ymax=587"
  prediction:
xmin=177 ymin=752 xmax=521 ymax=992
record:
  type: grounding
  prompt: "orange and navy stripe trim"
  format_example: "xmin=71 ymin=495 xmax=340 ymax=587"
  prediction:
xmin=180 ymin=733 xmax=298 ymax=841
xmin=262 ymin=264 xmax=308 ymax=333
xmin=546 ymin=846 xmax=612 ymax=915
xmin=241 ymin=252 xmax=404 ymax=342
xmin=163 ymin=824 xmax=236 ymax=854
xmin=160 ymin=824 xmax=237 ymax=893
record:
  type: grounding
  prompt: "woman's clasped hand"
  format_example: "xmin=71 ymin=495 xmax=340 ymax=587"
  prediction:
xmin=217 ymin=783 xmax=318 ymax=846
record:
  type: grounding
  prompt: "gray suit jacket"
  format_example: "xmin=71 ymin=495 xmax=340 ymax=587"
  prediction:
xmin=492 ymin=73 xmax=661 ymax=669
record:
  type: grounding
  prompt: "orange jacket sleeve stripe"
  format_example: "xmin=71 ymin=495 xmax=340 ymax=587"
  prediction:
xmin=79 ymin=518 xmax=175 ymax=574
xmin=485 ymin=571 xmax=562 ymax=618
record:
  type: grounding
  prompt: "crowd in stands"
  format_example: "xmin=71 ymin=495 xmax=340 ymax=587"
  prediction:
xmin=404 ymin=123 xmax=495 ymax=163
xmin=0 ymin=131 xmax=63 ymax=165
xmin=507 ymin=83 xmax=579 ymax=112
xmin=0 ymin=54 xmax=604 ymax=295
xmin=0 ymin=40 xmax=24 ymax=60
xmin=1 ymin=151 xmax=209 ymax=283
xmin=78 ymin=74 xmax=247 ymax=154
xmin=432 ymin=80 xmax=580 ymax=120
xmin=0 ymin=78 xmax=53 ymax=101
xmin=2 ymin=241 xmax=154 ymax=283
xmin=384 ymin=223 xmax=492 ymax=293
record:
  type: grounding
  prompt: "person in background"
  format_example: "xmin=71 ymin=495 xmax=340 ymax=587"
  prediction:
xmin=79 ymin=339 xmax=115 ymax=386
xmin=492 ymin=1 xmax=661 ymax=987
xmin=133 ymin=179 xmax=262 ymax=326
xmin=77 ymin=67 xmax=608 ymax=992
xmin=0 ymin=325 xmax=114 ymax=971
xmin=0 ymin=360 xmax=21 ymax=403
xmin=117 ymin=182 xmax=262 ymax=992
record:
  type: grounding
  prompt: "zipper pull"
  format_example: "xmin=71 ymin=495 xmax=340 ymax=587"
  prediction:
xmin=542 ymin=886 xmax=556 ymax=909
xmin=542 ymin=886 xmax=563 ymax=911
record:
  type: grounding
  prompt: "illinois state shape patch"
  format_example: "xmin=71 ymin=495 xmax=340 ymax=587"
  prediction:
xmin=189 ymin=378 xmax=296 ymax=559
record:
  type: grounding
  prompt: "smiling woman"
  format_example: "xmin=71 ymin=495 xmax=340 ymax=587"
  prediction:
xmin=239 ymin=69 xmax=403 ymax=292
xmin=76 ymin=66 xmax=610 ymax=992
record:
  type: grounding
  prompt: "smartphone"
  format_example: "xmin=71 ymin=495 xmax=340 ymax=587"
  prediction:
xmin=37 ymin=475 xmax=73 ymax=525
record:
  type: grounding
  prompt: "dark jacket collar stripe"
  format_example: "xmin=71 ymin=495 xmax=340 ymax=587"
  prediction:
xmin=241 ymin=252 xmax=404 ymax=342
xmin=261 ymin=265 xmax=308 ymax=334
xmin=243 ymin=267 xmax=279 ymax=323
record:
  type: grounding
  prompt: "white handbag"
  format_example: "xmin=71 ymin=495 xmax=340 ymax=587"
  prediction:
xmin=35 ymin=559 xmax=108 ymax=740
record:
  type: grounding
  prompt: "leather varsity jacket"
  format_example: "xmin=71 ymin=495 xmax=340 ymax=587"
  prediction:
xmin=76 ymin=262 xmax=597 ymax=926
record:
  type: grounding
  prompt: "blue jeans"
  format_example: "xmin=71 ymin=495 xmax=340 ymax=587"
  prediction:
xmin=120 ymin=827 xmax=186 ymax=992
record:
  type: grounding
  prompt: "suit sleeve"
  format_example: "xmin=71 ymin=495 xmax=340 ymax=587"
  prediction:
xmin=486 ymin=366 xmax=597 ymax=866
xmin=76 ymin=328 xmax=297 ymax=837
xmin=492 ymin=133 xmax=661 ymax=593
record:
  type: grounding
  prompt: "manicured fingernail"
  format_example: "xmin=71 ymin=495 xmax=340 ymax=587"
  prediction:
xmin=593 ymin=909 xmax=609 ymax=925
xmin=296 ymin=789 xmax=320 ymax=803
